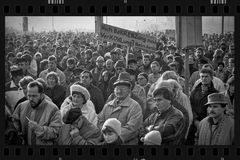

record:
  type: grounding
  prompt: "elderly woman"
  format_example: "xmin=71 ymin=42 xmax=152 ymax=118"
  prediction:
xmin=155 ymin=79 xmax=193 ymax=141
xmin=60 ymin=84 xmax=98 ymax=126
xmin=45 ymin=71 xmax=66 ymax=109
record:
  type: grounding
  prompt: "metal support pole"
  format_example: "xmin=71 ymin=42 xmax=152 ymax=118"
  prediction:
xmin=184 ymin=48 xmax=190 ymax=96
xmin=222 ymin=16 xmax=224 ymax=34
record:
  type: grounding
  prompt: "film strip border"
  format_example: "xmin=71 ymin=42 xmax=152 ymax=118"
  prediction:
xmin=1 ymin=0 xmax=240 ymax=159
xmin=2 ymin=146 xmax=240 ymax=159
xmin=1 ymin=0 xmax=239 ymax=15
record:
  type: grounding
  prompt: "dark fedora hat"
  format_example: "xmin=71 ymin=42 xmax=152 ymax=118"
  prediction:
xmin=205 ymin=93 xmax=228 ymax=105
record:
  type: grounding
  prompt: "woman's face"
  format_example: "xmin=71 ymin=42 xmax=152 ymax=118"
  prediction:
xmin=72 ymin=93 xmax=84 ymax=106
xmin=47 ymin=76 xmax=57 ymax=88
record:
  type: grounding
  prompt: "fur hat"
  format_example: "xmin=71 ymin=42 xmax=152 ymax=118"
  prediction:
xmin=144 ymin=130 xmax=162 ymax=145
xmin=205 ymin=93 xmax=228 ymax=105
xmin=102 ymin=118 xmax=121 ymax=136
xmin=70 ymin=84 xmax=90 ymax=101
xmin=113 ymin=72 xmax=132 ymax=88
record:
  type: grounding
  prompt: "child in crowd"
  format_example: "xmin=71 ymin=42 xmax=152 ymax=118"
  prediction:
xmin=100 ymin=118 xmax=123 ymax=145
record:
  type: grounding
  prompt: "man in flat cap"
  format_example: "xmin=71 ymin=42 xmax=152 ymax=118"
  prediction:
xmin=195 ymin=93 xmax=234 ymax=145
xmin=107 ymin=60 xmax=126 ymax=97
xmin=98 ymin=71 xmax=143 ymax=145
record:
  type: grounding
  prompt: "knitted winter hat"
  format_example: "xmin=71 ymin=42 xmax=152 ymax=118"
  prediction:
xmin=102 ymin=118 xmax=121 ymax=136
xmin=144 ymin=130 xmax=162 ymax=145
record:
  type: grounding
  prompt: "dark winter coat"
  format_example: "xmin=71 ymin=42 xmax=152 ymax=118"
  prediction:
xmin=190 ymin=81 xmax=218 ymax=121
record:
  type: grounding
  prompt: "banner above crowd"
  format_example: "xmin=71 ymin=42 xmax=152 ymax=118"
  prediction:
xmin=99 ymin=24 xmax=157 ymax=52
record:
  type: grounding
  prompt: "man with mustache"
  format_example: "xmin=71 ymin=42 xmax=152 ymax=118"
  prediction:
xmin=195 ymin=93 xmax=234 ymax=145
xmin=187 ymin=68 xmax=218 ymax=145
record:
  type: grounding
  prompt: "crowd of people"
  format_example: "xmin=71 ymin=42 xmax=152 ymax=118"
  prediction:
xmin=5 ymin=29 xmax=234 ymax=145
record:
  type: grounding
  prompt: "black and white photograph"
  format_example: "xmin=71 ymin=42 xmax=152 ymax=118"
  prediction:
xmin=5 ymin=16 xmax=234 ymax=145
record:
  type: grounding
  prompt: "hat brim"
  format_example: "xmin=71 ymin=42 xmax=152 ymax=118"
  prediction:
xmin=205 ymin=101 xmax=228 ymax=105
xmin=113 ymin=81 xmax=131 ymax=88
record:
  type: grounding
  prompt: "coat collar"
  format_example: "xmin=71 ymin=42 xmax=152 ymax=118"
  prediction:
xmin=196 ymin=81 xmax=216 ymax=92
xmin=156 ymin=105 xmax=174 ymax=117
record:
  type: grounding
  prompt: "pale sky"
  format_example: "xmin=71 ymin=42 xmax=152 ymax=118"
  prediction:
xmin=5 ymin=16 xmax=234 ymax=34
